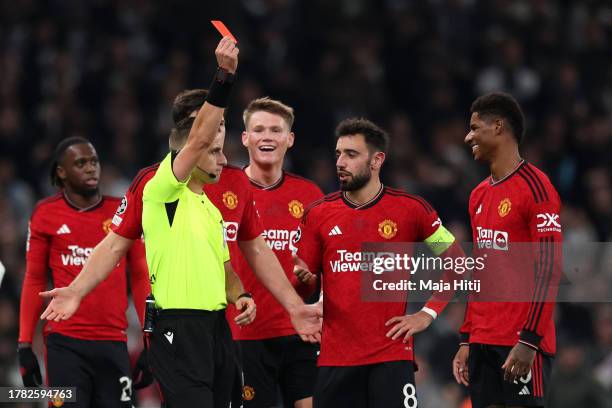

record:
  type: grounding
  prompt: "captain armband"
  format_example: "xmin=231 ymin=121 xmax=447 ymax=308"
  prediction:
xmin=424 ymin=225 xmax=455 ymax=256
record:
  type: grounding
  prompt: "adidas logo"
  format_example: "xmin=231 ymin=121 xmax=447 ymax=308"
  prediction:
xmin=328 ymin=225 xmax=342 ymax=236
xmin=56 ymin=224 xmax=71 ymax=235
xmin=475 ymin=204 xmax=482 ymax=215
xmin=518 ymin=385 xmax=530 ymax=396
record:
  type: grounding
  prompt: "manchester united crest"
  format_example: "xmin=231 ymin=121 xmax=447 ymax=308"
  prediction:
xmin=222 ymin=191 xmax=238 ymax=210
xmin=378 ymin=219 xmax=398 ymax=239
xmin=102 ymin=219 xmax=113 ymax=234
xmin=498 ymin=198 xmax=512 ymax=217
xmin=242 ymin=385 xmax=255 ymax=401
xmin=288 ymin=200 xmax=304 ymax=219
xmin=51 ymin=396 xmax=64 ymax=407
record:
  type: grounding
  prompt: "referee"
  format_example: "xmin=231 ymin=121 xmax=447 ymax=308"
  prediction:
xmin=142 ymin=37 xmax=255 ymax=407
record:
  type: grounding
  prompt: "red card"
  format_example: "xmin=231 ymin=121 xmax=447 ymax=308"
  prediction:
xmin=211 ymin=20 xmax=237 ymax=42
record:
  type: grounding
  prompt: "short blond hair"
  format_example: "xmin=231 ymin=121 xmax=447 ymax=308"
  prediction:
xmin=243 ymin=97 xmax=295 ymax=130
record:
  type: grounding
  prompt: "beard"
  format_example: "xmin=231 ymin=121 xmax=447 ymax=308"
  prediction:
xmin=339 ymin=167 xmax=371 ymax=191
xmin=75 ymin=185 xmax=99 ymax=198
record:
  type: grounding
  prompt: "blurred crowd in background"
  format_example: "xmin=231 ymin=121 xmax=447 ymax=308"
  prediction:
xmin=0 ymin=0 xmax=611 ymax=406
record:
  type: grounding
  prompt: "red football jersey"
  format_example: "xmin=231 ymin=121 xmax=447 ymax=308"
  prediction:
xmin=19 ymin=194 xmax=149 ymax=343
xmin=460 ymin=161 xmax=562 ymax=354
xmin=226 ymin=172 xmax=323 ymax=340
xmin=204 ymin=165 xmax=264 ymax=258
xmin=296 ymin=186 xmax=444 ymax=366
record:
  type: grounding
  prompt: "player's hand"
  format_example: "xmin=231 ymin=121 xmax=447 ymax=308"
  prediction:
xmin=384 ymin=310 xmax=433 ymax=343
xmin=39 ymin=286 xmax=82 ymax=322
xmin=502 ymin=342 xmax=536 ymax=383
xmin=452 ymin=344 xmax=470 ymax=386
xmin=132 ymin=349 xmax=154 ymax=390
xmin=234 ymin=297 xmax=256 ymax=326
xmin=215 ymin=36 xmax=239 ymax=74
xmin=289 ymin=303 xmax=322 ymax=344
xmin=18 ymin=346 xmax=42 ymax=387
xmin=293 ymin=253 xmax=316 ymax=285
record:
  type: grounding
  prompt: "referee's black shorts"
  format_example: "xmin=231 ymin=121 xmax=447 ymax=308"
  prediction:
xmin=149 ymin=309 xmax=234 ymax=408
xmin=45 ymin=332 xmax=132 ymax=408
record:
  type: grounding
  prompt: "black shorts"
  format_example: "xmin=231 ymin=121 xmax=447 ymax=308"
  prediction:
xmin=149 ymin=309 xmax=234 ymax=408
xmin=314 ymin=361 xmax=417 ymax=408
xmin=45 ymin=333 xmax=132 ymax=408
xmin=230 ymin=341 xmax=244 ymax=408
xmin=239 ymin=335 xmax=318 ymax=407
xmin=468 ymin=344 xmax=552 ymax=408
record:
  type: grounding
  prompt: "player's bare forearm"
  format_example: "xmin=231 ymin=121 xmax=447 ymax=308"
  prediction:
xmin=224 ymin=262 xmax=245 ymax=304
xmin=70 ymin=232 xmax=134 ymax=298
xmin=238 ymin=237 xmax=304 ymax=311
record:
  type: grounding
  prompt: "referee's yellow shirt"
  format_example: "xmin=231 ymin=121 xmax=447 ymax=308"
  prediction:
xmin=142 ymin=152 xmax=229 ymax=310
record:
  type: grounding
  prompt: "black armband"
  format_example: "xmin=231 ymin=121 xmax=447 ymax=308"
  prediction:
xmin=206 ymin=67 xmax=235 ymax=108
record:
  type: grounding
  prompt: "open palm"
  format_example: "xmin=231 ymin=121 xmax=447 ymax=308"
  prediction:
xmin=39 ymin=287 xmax=82 ymax=322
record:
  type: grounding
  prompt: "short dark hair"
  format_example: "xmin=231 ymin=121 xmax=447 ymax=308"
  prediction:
xmin=335 ymin=118 xmax=389 ymax=154
xmin=470 ymin=92 xmax=525 ymax=144
xmin=172 ymin=89 xmax=209 ymax=124
xmin=49 ymin=136 xmax=92 ymax=187
xmin=169 ymin=116 xmax=196 ymax=150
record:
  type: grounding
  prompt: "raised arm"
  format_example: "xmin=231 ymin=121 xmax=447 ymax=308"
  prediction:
xmin=172 ymin=37 xmax=238 ymax=181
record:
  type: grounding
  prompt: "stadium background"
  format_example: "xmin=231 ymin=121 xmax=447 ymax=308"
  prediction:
xmin=0 ymin=0 xmax=611 ymax=406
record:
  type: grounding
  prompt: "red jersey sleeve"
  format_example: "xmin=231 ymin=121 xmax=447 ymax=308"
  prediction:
xmin=111 ymin=190 xmax=143 ymax=240
xmin=19 ymin=212 xmax=50 ymax=343
xmin=519 ymin=190 xmax=563 ymax=350
xmin=126 ymin=237 xmax=150 ymax=327
xmin=418 ymin=209 xmax=442 ymax=242
xmin=237 ymin=188 xmax=263 ymax=241
xmin=111 ymin=165 xmax=158 ymax=240
xmin=295 ymin=205 xmax=323 ymax=275
xmin=415 ymin=201 xmax=465 ymax=317
xmin=459 ymin=303 xmax=472 ymax=344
